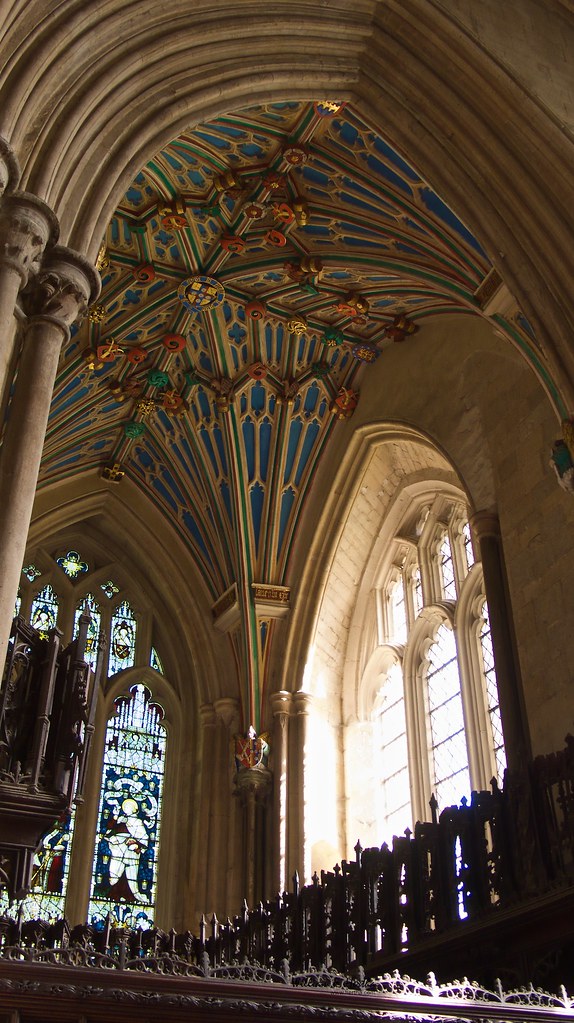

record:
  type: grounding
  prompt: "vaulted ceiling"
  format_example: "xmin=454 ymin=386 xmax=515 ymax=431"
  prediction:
xmin=42 ymin=100 xmax=536 ymax=725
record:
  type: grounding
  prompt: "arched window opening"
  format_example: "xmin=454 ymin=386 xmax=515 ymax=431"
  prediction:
xmin=29 ymin=583 xmax=59 ymax=638
xmin=1 ymin=811 xmax=77 ymax=921
xmin=479 ymin=601 xmax=507 ymax=784
xmin=150 ymin=647 xmax=164 ymax=674
xmin=374 ymin=662 xmax=411 ymax=839
xmin=389 ymin=577 xmax=407 ymax=644
xmin=426 ymin=624 xmax=470 ymax=810
xmin=74 ymin=593 xmax=101 ymax=669
xmin=413 ymin=566 xmax=423 ymax=616
xmin=462 ymin=521 xmax=474 ymax=572
xmin=439 ymin=532 xmax=457 ymax=600
xmin=108 ymin=600 xmax=137 ymax=676
xmin=88 ymin=684 xmax=166 ymax=929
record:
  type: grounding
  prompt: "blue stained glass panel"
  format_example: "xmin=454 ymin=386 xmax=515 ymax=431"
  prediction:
xmin=0 ymin=812 xmax=76 ymax=921
xmin=30 ymin=584 xmax=59 ymax=638
xmin=88 ymin=685 xmax=166 ymax=929
xmin=108 ymin=600 xmax=137 ymax=676
xmin=74 ymin=593 xmax=101 ymax=669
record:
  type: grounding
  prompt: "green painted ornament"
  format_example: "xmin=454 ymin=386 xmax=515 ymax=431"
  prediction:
xmin=323 ymin=327 xmax=345 ymax=347
xmin=147 ymin=369 xmax=169 ymax=387
xmin=124 ymin=421 xmax=146 ymax=439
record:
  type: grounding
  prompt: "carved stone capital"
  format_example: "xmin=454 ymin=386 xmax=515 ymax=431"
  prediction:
xmin=235 ymin=764 xmax=272 ymax=804
xmin=0 ymin=192 xmax=58 ymax=286
xmin=292 ymin=690 xmax=312 ymax=715
xmin=469 ymin=510 xmax=501 ymax=544
xmin=270 ymin=690 xmax=293 ymax=719
xmin=23 ymin=245 xmax=101 ymax=339
xmin=0 ymin=138 xmax=20 ymax=197
xmin=214 ymin=696 xmax=240 ymax=732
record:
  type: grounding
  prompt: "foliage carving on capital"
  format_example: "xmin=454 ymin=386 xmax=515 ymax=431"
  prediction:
xmin=23 ymin=245 xmax=101 ymax=331
xmin=0 ymin=193 xmax=58 ymax=285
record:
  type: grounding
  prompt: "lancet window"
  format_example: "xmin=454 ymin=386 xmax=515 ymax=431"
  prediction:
xmin=357 ymin=495 xmax=507 ymax=845
xmin=88 ymin=684 xmax=166 ymax=929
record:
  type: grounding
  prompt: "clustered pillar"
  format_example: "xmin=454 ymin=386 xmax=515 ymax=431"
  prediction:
xmin=471 ymin=510 xmax=532 ymax=772
xmin=0 ymin=140 xmax=101 ymax=674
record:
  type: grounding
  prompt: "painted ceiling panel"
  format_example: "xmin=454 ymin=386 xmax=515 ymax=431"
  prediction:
xmin=40 ymin=99 xmax=539 ymax=726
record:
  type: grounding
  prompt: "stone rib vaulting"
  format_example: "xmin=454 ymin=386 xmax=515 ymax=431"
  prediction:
xmin=1 ymin=3 xmax=574 ymax=1016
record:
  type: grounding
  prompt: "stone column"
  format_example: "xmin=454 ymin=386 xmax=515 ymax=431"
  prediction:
xmin=213 ymin=696 xmax=240 ymax=915
xmin=191 ymin=703 xmax=217 ymax=920
xmin=290 ymin=690 xmax=312 ymax=884
xmin=235 ymin=762 xmax=272 ymax=908
xmin=470 ymin=510 xmax=532 ymax=772
xmin=0 ymin=245 xmax=100 ymax=671
xmin=0 ymin=192 xmax=59 ymax=405
xmin=270 ymin=690 xmax=292 ymax=895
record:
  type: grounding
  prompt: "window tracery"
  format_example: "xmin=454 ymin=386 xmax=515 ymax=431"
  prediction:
xmin=88 ymin=684 xmax=166 ymax=929
xmin=356 ymin=495 xmax=507 ymax=845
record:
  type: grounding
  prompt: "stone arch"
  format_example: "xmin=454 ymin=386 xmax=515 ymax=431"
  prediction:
xmin=0 ymin=2 xmax=572 ymax=400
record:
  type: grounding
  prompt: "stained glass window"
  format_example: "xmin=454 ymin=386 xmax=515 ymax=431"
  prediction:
xmin=150 ymin=647 xmax=164 ymax=674
xmin=439 ymin=533 xmax=457 ymax=600
xmin=108 ymin=600 xmax=137 ymax=675
xmin=375 ymin=663 xmax=411 ymax=839
xmin=101 ymin=579 xmax=120 ymax=600
xmin=14 ymin=591 xmax=21 ymax=618
xmin=10 ymin=812 xmax=76 ymax=921
xmin=74 ymin=593 xmax=102 ymax=669
xmin=88 ymin=684 xmax=166 ymax=929
xmin=426 ymin=624 xmax=470 ymax=810
xmin=56 ymin=549 xmax=89 ymax=579
xmin=30 ymin=583 xmax=59 ymax=639
xmin=479 ymin=600 xmax=507 ymax=784
xmin=22 ymin=564 xmax=41 ymax=583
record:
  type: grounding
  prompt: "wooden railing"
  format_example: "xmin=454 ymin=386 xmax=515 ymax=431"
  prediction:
xmin=2 ymin=736 xmax=574 ymax=989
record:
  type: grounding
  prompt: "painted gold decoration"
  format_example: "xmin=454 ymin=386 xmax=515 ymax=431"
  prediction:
xmin=96 ymin=339 xmax=123 ymax=362
xmin=245 ymin=298 xmax=266 ymax=320
xmin=300 ymin=255 xmax=322 ymax=274
xmin=287 ymin=317 xmax=307 ymax=335
xmin=96 ymin=242 xmax=110 ymax=271
xmin=83 ymin=349 xmax=104 ymax=371
xmin=178 ymin=275 xmax=224 ymax=312
xmin=161 ymin=389 xmax=184 ymax=412
xmin=136 ymin=398 xmax=156 ymax=417
xmin=101 ymin=462 xmax=125 ymax=483
xmin=323 ymin=327 xmax=344 ymax=347
xmin=293 ymin=200 xmax=309 ymax=226
xmin=159 ymin=197 xmax=186 ymax=229
xmin=162 ymin=333 xmax=186 ymax=352
xmin=331 ymin=386 xmax=359 ymax=419
xmin=126 ymin=346 xmax=147 ymax=364
xmin=272 ymin=201 xmax=294 ymax=224
xmin=282 ymin=142 xmax=308 ymax=165
xmin=215 ymin=170 xmax=242 ymax=198
xmin=384 ymin=314 xmax=418 ymax=342
xmin=133 ymin=263 xmax=156 ymax=283
xmin=262 ymin=171 xmax=285 ymax=191
xmin=244 ymin=202 xmax=265 ymax=220
xmin=221 ymin=234 xmax=246 ymax=253
xmin=336 ymin=292 xmax=370 ymax=318
xmin=314 ymin=100 xmax=345 ymax=117
xmin=352 ymin=343 xmax=380 ymax=363
xmin=89 ymin=303 xmax=106 ymax=323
